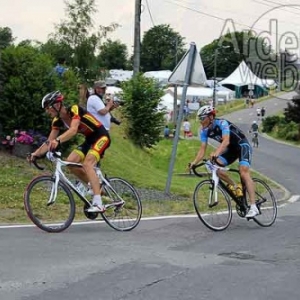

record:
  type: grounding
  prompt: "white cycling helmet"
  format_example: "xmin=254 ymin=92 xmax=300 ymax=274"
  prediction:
xmin=197 ymin=105 xmax=216 ymax=118
xmin=252 ymin=120 xmax=257 ymax=124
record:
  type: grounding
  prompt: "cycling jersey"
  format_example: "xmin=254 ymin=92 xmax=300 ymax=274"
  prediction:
xmin=51 ymin=104 xmax=108 ymax=139
xmin=51 ymin=104 xmax=110 ymax=161
xmin=200 ymin=118 xmax=252 ymax=167
xmin=200 ymin=118 xmax=247 ymax=145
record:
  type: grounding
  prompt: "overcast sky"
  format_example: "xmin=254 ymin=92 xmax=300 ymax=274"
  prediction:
xmin=1 ymin=0 xmax=300 ymax=56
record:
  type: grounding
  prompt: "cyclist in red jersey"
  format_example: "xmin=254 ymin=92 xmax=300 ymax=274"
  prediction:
xmin=28 ymin=91 xmax=110 ymax=212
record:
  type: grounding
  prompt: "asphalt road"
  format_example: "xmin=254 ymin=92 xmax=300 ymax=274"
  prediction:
xmin=223 ymin=91 xmax=300 ymax=196
xmin=1 ymin=92 xmax=300 ymax=300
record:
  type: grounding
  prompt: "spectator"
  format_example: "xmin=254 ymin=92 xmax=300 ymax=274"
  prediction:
xmin=182 ymin=118 xmax=191 ymax=139
xmin=256 ymin=107 xmax=261 ymax=120
xmin=86 ymin=81 xmax=118 ymax=132
xmin=164 ymin=125 xmax=170 ymax=138
xmin=54 ymin=58 xmax=67 ymax=77
xmin=261 ymin=106 xmax=266 ymax=119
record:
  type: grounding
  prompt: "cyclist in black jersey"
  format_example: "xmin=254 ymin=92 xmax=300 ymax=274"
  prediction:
xmin=188 ymin=105 xmax=259 ymax=218
xmin=28 ymin=91 xmax=110 ymax=213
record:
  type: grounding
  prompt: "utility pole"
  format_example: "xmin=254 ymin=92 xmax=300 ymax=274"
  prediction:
xmin=213 ymin=49 xmax=218 ymax=107
xmin=133 ymin=0 xmax=142 ymax=76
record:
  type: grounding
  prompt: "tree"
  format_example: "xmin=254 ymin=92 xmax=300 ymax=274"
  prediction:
xmin=52 ymin=0 xmax=120 ymax=82
xmin=200 ymin=31 xmax=273 ymax=79
xmin=284 ymin=93 xmax=300 ymax=140
xmin=0 ymin=45 xmax=78 ymax=134
xmin=97 ymin=39 xmax=128 ymax=70
xmin=40 ymin=38 xmax=73 ymax=66
xmin=0 ymin=27 xmax=14 ymax=50
xmin=121 ymin=74 xmax=165 ymax=148
xmin=140 ymin=24 xmax=185 ymax=72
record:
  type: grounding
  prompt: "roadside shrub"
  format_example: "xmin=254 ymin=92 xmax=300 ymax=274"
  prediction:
xmin=262 ymin=115 xmax=285 ymax=132
xmin=277 ymin=121 xmax=299 ymax=141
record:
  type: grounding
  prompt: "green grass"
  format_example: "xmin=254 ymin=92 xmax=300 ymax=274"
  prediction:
xmin=0 ymin=91 xmax=285 ymax=224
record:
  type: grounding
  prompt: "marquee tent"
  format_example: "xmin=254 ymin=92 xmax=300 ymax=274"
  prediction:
xmin=219 ymin=61 xmax=268 ymax=98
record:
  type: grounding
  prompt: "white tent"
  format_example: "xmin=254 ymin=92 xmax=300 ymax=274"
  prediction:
xmin=219 ymin=61 xmax=265 ymax=87
xmin=165 ymin=86 xmax=214 ymax=110
xmin=159 ymin=93 xmax=180 ymax=112
xmin=144 ymin=70 xmax=172 ymax=86
xmin=106 ymin=86 xmax=123 ymax=95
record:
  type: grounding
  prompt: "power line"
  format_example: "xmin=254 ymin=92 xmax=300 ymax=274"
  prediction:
xmin=165 ymin=0 xmax=300 ymax=43
xmin=144 ymin=0 xmax=155 ymax=26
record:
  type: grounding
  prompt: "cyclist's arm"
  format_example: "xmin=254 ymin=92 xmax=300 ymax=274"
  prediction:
xmin=213 ymin=134 xmax=230 ymax=157
xmin=56 ymin=118 xmax=80 ymax=143
xmin=31 ymin=128 xmax=60 ymax=157
xmin=191 ymin=142 xmax=207 ymax=165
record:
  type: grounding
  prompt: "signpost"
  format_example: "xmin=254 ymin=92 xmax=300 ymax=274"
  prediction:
xmin=165 ymin=42 xmax=207 ymax=194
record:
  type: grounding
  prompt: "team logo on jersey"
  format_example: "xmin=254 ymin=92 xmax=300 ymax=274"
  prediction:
xmin=94 ymin=136 xmax=108 ymax=151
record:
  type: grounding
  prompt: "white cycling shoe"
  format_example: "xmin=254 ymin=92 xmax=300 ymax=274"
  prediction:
xmin=87 ymin=204 xmax=106 ymax=213
xmin=245 ymin=206 xmax=259 ymax=218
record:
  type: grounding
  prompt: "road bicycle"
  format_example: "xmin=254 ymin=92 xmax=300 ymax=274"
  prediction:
xmin=24 ymin=151 xmax=142 ymax=233
xmin=191 ymin=159 xmax=277 ymax=231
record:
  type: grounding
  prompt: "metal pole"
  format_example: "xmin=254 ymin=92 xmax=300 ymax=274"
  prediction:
xmin=173 ymin=84 xmax=177 ymax=122
xmin=165 ymin=43 xmax=197 ymax=194
xmin=133 ymin=0 xmax=141 ymax=76
xmin=213 ymin=49 xmax=217 ymax=107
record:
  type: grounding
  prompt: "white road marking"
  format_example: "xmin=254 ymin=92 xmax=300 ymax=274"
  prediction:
xmin=288 ymin=195 xmax=300 ymax=203
xmin=1 ymin=195 xmax=299 ymax=230
xmin=0 ymin=215 xmax=198 ymax=230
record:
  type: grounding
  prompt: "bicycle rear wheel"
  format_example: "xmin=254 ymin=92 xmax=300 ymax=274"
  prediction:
xmin=24 ymin=175 xmax=75 ymax=233
xmin=101 ymin=177 xmax=142 ymax=231
xmin=249 ymin=178 xmax=277 ymax=227
xmin=193 ymin=180 xmax=232 ymax=231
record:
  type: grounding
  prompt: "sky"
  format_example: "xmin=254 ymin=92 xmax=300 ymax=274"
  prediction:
xmin=1 ymin=0 xmax=300 ymax=57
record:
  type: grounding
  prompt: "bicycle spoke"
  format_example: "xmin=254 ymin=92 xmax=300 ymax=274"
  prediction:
xmin=193 ymin=180 xmax=232 ymax=231
xmin=24 ymin=176 xmax=75 ymax=233
xmin=247 ymin=178 xmax=277 ymax=227
xmin=101 ymin=178 xmax=142 ymax=231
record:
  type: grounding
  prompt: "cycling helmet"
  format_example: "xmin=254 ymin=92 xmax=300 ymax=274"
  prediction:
xmin=41 ymin=91 xmax=64 ymax=109
xmin=197 ymin=105 xmax=216 ymax=118
xmin=252 ymin=120 xmax=257 ymax=124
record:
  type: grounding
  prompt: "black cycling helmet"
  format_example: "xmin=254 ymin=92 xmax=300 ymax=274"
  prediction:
xmin=41 ymin=91 xmax=64 ymax=109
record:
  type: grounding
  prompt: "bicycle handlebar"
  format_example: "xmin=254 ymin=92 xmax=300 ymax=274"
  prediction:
xmin=190 ymin=158 xmax=239 ymax=177
xmin=27 ymin=151 xmax=62 ymax=171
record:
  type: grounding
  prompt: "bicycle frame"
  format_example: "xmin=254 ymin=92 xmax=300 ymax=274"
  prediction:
xmin=198 ymin=160 xmax=247 ymax=208
xmin=38 ymin=152 xmax=123 ymax=208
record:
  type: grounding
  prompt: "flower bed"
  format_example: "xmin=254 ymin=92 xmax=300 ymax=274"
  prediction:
xmin=1 ymin=130 xmax=47 ymax=158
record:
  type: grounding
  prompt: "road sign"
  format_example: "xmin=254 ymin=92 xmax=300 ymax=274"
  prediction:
xmin=168 ymin=45 xmax=207 ymax=85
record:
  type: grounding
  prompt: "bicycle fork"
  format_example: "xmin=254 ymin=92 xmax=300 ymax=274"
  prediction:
xmin=47 ymin=172 xmax=60 ymax=206
xmin=208 ymin=170 xmax=220 ymax=208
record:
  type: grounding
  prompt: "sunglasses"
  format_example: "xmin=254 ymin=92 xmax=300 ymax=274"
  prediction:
xmin=199 ymin=115 xmax=208 ymax=121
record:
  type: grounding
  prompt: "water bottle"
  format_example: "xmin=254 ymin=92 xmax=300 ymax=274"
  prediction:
xmin=75 ymin=180 xmax=87 ymax=196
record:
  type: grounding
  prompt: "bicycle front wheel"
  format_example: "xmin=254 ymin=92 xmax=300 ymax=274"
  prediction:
xmin=24 ymin=175 xmax=76 ymax=233
xmin=193 ymin=180 xmax=232 ymax=231
xmin=101 ymin=177 xmax=142 ymax=231
xmin=250 ymin=178 xmax=277 ymax=227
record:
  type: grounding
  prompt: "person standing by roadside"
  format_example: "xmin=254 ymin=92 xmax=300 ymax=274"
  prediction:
xmin=256 ymin=107 xmax=261 ymax=120
xmin=86 ymin=81 xmax=118 ymax=132
xmin=261 ymin=106 xmax=266 ymax=119
xmin=182 ymin=118 xmax=191 ymax=139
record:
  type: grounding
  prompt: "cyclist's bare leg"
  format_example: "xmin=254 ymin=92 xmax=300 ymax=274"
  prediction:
xmin=217 ymin=169 xmax=236 ymax=186
xmin=215 ymin=158 xmax=236 ymax=185
xmin=66 ymin=151 xmax=89 ymax=184
xmin=83 ymin=153 xmax=100 ymax=195
xmin=239 ymin=165 xmax=255 ymax=205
